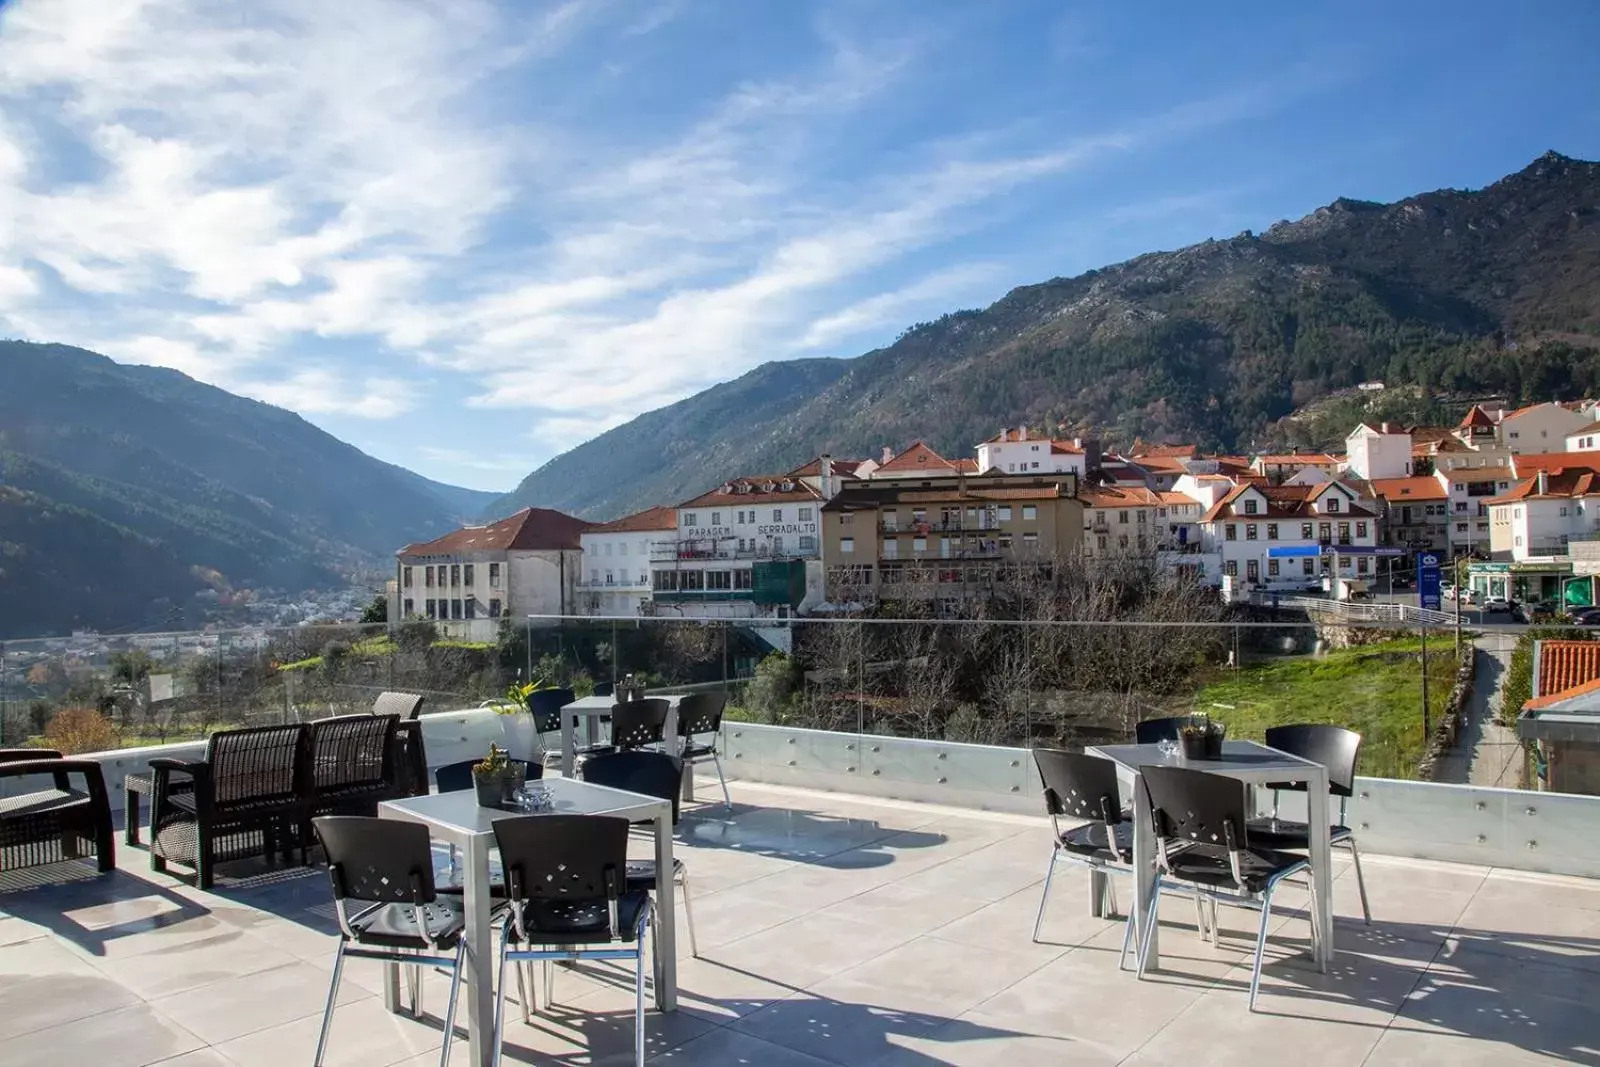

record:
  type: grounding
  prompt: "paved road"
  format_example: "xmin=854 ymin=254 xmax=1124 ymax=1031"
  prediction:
xmin=1432 ymin=633 xmax=1523 ymax=788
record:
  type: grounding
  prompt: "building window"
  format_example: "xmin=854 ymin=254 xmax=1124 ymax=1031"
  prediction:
xmin=681 ymin=570 xmax=704 ymax=591
xmin=1514 ymin=535 xmax=1523 ymax=547
xmin=1225 ymin=524 xmax=1237 ymax=541
xmin=1097 ymin=535 xmax=1107 ymax=551
xmin=1338 ymin=522 xmax=1351 ymax=542
xmin=463 ymin=564 xmax=474 ymax=586
xmin=1268 ymin=559 xmax=1280 ymax=577
xmin=1246 ymin=524 xmax=1258 ymax=541
xmin=913 ymin=537 xmax=927 ymax=553
xmin=841 ymin=537 xmax=855 ymax=554
xmin=711 ymin=512 xmax=721 ymax=527
xmin=464 ymin=599 xmax=476 ymax=619
xmin=1136 ymin=510 xmax=1147 ymax=524
xmin=1302 ymin=559 xmax=1315 ymax=576
xmin=1031 ymin=461 xmax=1040 ymax=469
xmin=1118 ymin=510 xmax=1129 ymax=524
xmin=1022 ymin=505 xmax=1037 ymax=520
xmin=1301 ymin=523 xmax=1313 ymax=539
xmin=451 ymin=599 xmax=462 ymax=619
xmin=1357 ymin=558 xmax=1370 ymax=574
xmin=605 ymin=570 xmax=614 ymax=585
xmin=451 ymin=564 xmax=461 ymax=587
xmin=402 ymin=598 xmax=414 ymax=616
xmin=799 ymin=535 xmax=817 ymax=552
xmin=489 ymin=562 xmax=500 ymax=587
xmin=1225 ymin=560 xmax=1238 ymax=577
xmin=489 ymin=598 xmax=502 ymax=618
xmin=734 ymin=568 xmax=753 ymax=590
xmin=998 ymin=506 xmax=1013 ymax=521
xmin=590 ymin=568 xmax=599 ymax=582
xmin=1318 ymin=523 xmax=1331 ymax=541
xmin=1267 ymin=523 xmax=1279 ymax=539
xmin=425 ymin=566 xmax=435 ymax=587
xmin=883 ymin=538 xmax=898 ymax=557
xmin=683 ymin=512 xmax=697 ymax=527
xmin=707 ymin=570 xmax=732 ymax=590
xmin=800 ymin=507 xmax=813 ymax=521
xmin=772 ymin=508 xmax=783 ymax=522
xmin=772 ymin=535 xmax=784 ymax=553
xmin=1023 ymin=532 xmax=1038 ymax=546
xmin=840 ymin=512 xmax=853 ymax=525
xmin=1244 ymin=499 xmax=1258 ymax=515
xmin=403 ymin=567 xmax=413 ymax=588
xmin=1325 ymin=497 xmax=1340 ymax=513
xmin=425 ymin=599 xmax=436 ymax=618
xmin=1356 ymin=522 xmax=1368 ymax=538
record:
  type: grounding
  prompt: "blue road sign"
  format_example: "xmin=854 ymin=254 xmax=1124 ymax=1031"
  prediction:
xmin=1419 ymin=552 xmax=1442 ymax=612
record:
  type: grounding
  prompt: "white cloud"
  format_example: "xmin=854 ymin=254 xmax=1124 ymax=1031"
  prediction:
xmin=240 ymin=369 xmax=418 ymax=420
xmin=798 ymin=263 xmax=1001 ymax=350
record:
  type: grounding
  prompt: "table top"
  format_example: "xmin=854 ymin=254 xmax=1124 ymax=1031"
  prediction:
xmin=380 ymin=777 xmax=667 ymax=838
xmin=1086 ymin=739 xmax=1321 ymax=781
xmin=566 ymin=693 xmax=687 ymax=714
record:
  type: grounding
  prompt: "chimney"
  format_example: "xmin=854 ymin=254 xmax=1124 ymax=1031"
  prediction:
xmin=882 ymin=445 xmax=894 ymax=465
xmin=820 ymin=454 xmax=834 ymax=500
xmin=1538 ymin=470 xmax=1549 ymax=496
xmin=1019 ymin=425 xmax=1028 ymax=441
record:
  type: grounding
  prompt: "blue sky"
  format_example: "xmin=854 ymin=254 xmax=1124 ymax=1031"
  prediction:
xmin=1 ymin=1 xmax=1597 ymax=491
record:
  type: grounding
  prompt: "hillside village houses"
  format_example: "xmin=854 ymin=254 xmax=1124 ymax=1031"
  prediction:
xmin=393 ymin=397 xmax=1600 ymax=623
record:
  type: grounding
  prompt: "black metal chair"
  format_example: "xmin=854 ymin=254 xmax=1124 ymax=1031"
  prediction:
xmin=491 ymin=814 xmax=653 ymax=1067
xmin=149 ymin=723 xmax=311 ymax=889
xmin=580 ymin=751 xmax=698 ymax=958
xmin=1250 ymin=724 xmax=1370 ymax=923
xmin=675 ymin=692 xmax=731 ymax=809
xmin=1030 ymin=749 xmax=1135 ymax=963
xmin=311 ymin=816 xmax=466 ymax=1067
xmin=0 ymin=749 xmax=115 ymax=876
xmin=1136 ymin=765 xmax=1319 ymax=1010
xmin=575 ymin=699 xmax=670 ymax=760
xmin=525 ymin=687 xmax=575 ymax=766
xmin=1133 ymin=716 xmax=1189 ymax=744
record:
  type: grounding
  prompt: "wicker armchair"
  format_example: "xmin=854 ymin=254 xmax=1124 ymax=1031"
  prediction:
xmin=371 ymin=691 xmax=426 ymax=720
xmin=0 ymin=749 xmax=115 ymax=876
xmin=391 ymin=720 xmax=430 ymax=798
xmin=149 ymin=723 xmax=311 ymax=889
xmin=308 ymin=714 xmax=399 ymax=818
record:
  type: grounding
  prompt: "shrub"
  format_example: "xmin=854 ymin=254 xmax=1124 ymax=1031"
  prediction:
xmin=396 ymin=618 xmax=438 ymax=653
xmin=43 ymin=707 xmax=122 ymax=754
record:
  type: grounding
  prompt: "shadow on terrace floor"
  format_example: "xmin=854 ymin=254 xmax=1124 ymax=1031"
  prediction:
xmin=676 ymin=799 xmax=948 ymax=869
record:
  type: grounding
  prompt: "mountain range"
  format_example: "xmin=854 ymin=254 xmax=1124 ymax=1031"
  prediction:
xmin=0 ymin=342 xmax=496 ymax=637
xmin=489 ymin=150 xmax=1600 ymax=520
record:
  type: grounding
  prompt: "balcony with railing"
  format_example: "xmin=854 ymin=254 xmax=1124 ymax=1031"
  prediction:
xmin=0 ymin=614 xmax=1595 ymax=1066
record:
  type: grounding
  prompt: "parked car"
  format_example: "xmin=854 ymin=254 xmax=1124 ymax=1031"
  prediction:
xmin=1573 ymin=609 xmax=1600 ymax=627
xmin=1482 ymin=596 xmax=1512 ymax=613
xmin=1515 ymin=600 xmax=1562 ymax=624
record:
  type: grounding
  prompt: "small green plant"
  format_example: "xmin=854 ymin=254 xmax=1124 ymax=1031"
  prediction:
xmin=487 ymin=678 xmax=560 ymax=716
xmin=473 ymin=743 xmax=509 ymax=777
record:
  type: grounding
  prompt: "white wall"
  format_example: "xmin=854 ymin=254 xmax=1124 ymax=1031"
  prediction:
xmin=507 ymin=549 xmax=582 ymax=618
xmin=1500 ymin=404 xmax=1589 ymax=454
xmin=976 ymin=440 xmax=1086 ymax=476
xmin=1347 ymin=429 xmax=1411 ymax=480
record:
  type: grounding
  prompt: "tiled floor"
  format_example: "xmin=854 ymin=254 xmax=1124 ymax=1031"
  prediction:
xmin=3 ymin=778 xmax=1599 ymax=1066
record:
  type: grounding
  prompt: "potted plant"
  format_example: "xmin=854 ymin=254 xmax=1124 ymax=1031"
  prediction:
xmin=472 ymin=743 xmax=512 ymax=806
xmin=1177 ymin=716 xmax=1209 ymax=761
xmin=487 ymin=678 xmax=560 ymax=759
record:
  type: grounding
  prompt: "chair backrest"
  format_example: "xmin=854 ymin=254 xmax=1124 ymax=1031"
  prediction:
xmin=526 ymin=687 xmax=576 ymax=734
xmin=435 ymin=757 xmax=541 ymax=794
xmin=1134 ymin=716 xmax=1188 ymax=744
xmin=0 ymin=748 xmax=63 ymax=765
xmin=674 ymin=692 xmax=726 ymax=738
xmin=309 ymin=714 xmax=397 ymax=791
xmin=392 ymin=720 xmax=429 ymax=797
xmin=493 ymin=814 xmax=631 ymax=933
xmin=207 ymin=723 xmax=310 ymax=806
xmin=372 ymin=691 xmax=426 ymax=720
xmin=1263 ymin=724 xmax=1362 ymax=797
xmin=314 ymin=815 xmax=438 ymax=903
xmin=610 ymin=698 xmax=670 ymax=749
xmin=1141 ymin=765 xmax=1249 ymax=851
xmin=1033 ymin=749 xmax=1121 ymax=824
xmin=580 ymin=751 xmax=684 ymax=824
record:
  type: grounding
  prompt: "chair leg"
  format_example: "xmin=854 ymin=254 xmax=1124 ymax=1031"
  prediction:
xmin=513 ymin=958 xmax=531 ymax=1023
xmin=1193 ymin=894 xmax=1211 ymax=944
xmin=1345 ymin=837 xmax=1372 ymax=924
xmin=635 ymin=917 xmax=649 ymax=1067
xmin=712 ymin=753 xmax=731 ymax=810
xmin=1135 ymin=879 xmax=1162 ymax=979
xmin=1249 ymin=884 xmax=1276 ymax=1012
xmin=492 ymin=945 xmax=511 ymax=1067
xmin=439 ymin=940 xmax=466 ymax=1067
xmin=679 ymin=869 xmax=700 ymax=958
xmin=313 ymin=944 xmax=346 ymax=1067
xmin=1031 ymin=849 xmax=1058 ymax=943
xmin=1117 ymin=909 xmax=1135 ymax=971
xmin=1102 ymin=874 xmax=1118 ymax=918
xmin=407 ymin=960 xmax=423 ymax=1020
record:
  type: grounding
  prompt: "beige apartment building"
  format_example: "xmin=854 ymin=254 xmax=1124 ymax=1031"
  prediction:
xmin=818 ymin=473 xmax=1083 ymax=608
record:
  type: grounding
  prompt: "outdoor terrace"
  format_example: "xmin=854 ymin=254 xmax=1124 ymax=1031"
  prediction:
xmin=4 ymin=767 xmax=1599 ymax=1067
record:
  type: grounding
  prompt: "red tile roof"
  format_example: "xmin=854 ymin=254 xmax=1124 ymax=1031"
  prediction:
xmin=1131 ymin=443 xmax=1198 ymax=459
xmin=400 ymin=507 xmax=590 ymax=556
xmin=1200 ymin=482 xmax=1373 ymax=523
xmin=679 ymin=475 xmax=821 ymax=508
xmin=1458 ymin=405 xmax=1497 ymax=430
xmin=1512 ymin=451 xmax=1600 ymax=477
xmin=1529 ymin=640 xmax=1600 ymax=705
xmin=588 ymin=505 xmax=677 ymax=533
xmin=875 ymin=441 xmax=962 ymax=474
xmin=1487 ymin=469 xmax=1600 ymax=505
xmin=1568 ymin=420 xmax=1600 ymax=438
xmin=1079 ymin=485 xmax=1163 ymax=508
xmin=1370 ymin=476 xmax=1448 ymax=501
xmin=786 ymin=457 xmax=869 ymax=478
xmin=1254 ymin=453 xmax=1339 ymax=466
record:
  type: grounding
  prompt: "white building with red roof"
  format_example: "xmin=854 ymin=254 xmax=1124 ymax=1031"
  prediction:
xmin=1199 ymin=480 xmax=1380 ymax=597
xmin=578 ymin=505 xmax=677 ymax=617
xmin=974 ymin=426 xmax=1088 ymax=479
xmin=1496 ymin=401 xmax=1590 ymax=454
xmin=394 ymin=507 xmax=592 ymax=638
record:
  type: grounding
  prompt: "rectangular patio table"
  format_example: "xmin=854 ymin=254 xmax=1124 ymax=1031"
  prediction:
xmin=378 ymin=777 xmax=677 ymax=1067
xmin=560 ymin=694 xmax=699 ymax=800
xmin=1083 ymin=739 xmax=1334 ymax=973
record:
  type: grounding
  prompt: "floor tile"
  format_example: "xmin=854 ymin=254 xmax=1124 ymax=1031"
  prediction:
xmin=3 ymin=1002 xmax=205 ymax=1067
xmin=149 ymin=959 xmax=372 ymax=1046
